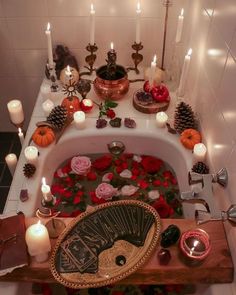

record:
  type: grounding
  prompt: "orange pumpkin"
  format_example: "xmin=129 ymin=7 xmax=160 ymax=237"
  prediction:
xmin=180 ymin=129 xmax=201 ymax=150
xmin=32 ymin=126 xmax=55 ymax=147
xmin=61 ymin=96 xmax=80 ymax=116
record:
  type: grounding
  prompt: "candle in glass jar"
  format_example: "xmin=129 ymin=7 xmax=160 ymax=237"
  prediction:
xmin=156 ymin=111 xmax=168 ymax=128
xmin=73 ymin=111 xmax=86 ymax=129
xmin=80 ymin=99 xmax=94 ymax=113
xmin=25 ymin=220 xmax=51 ymax=263
xmin=175 ymin=8 xmax=184 ymax=43
xmin=42 ymin=99 xmax=54 ymax=116
xmin=90 ymin=3 xmax=95 ymax=45
xmin=24 ymin=146 xmax=39 ymax=165
xmin=7 ymin=100 xmax=24 ymax=125
xmin=18 ymin=128 xmax=24 ymax=146
xmin=136 ymin=2 xmax=141 ymax=44
xmin=45 ymin=22 xmax=54 ymax=67
xmin=178 ymin=48 xmax=192 ymax=97
xmin=41 ymin=177 xmax=53 ymax=203
xmin=149 ymin=55 xmax=157 ymax=86
xmin=193 ymin=143 xmax=207 ymax=162
xmin=5 ymin=153 xmax=17 ymax=176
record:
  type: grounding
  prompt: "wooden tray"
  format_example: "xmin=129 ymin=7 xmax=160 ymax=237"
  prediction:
xmin=50 ymin=200 xmax=161 ymax=289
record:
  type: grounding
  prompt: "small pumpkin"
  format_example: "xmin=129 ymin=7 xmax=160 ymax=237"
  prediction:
xmin=32 ymin=126 xmax=55 ymax=147
xmin=180 ymin=128 xmax=201 ymax=150
xmin=61 ymin=96 xmax=80 ymax=116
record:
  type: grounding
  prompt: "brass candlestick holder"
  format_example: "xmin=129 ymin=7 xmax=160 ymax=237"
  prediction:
xmin=80 ymin=43 xmax=98 ymax=76
xmin=127 ymin=42 xmax=143 ymax=74
xmin=36 ymin=197 xmax=66 ymax=239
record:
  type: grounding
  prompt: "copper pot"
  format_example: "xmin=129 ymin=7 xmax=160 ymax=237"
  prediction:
xmin=94 ymin=65 xmax=129 ymax=100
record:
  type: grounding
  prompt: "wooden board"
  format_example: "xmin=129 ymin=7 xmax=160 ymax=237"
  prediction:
xmin=0 ymin=218 xmax=233 ymax=285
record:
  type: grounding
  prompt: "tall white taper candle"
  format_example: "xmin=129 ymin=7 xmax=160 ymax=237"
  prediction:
xmin=136 ymin=2 xmax=141 ymax=44
xmin=45 ymin=22 xmax=54 ymax=67
xmin=90 ymin=4 xmax=95 ymax=45
xmin=178 ymin=48 xmax=192 ymax=97
xmin=175 ymin=9 xmax=184 ymax=43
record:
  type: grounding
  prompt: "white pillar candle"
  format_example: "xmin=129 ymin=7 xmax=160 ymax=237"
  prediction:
xmin=5 ymin=153 xmax=17 ymax=176
xmin=45 ymin=22 xmax=54 ymax=67
xmin=25 ymin=220 xmax=51 ymax=263
xmin=7 ymin=100 xmax=24 ymax=125
xmin=42 ymin=99 xmax=54 ymax=116
xmin=136 ymin=2 xmax=141 ymax=44
xmin=90 ymin=3 xmax=95 ymax=45
xmin=41 ymin=177 xmax=53 ymax=202
xmin=156 ymin=111 xmax=168 ymax=128
xmin=149 ymin=55 xmax=157 ymax=86
xmin=73 ymin=111 xmax=86 ymax=129
xmin=175 ymin=8 xmax=184 ymax=43
xmin=18 ymin=128 xmax=24 ymax=146
xmin=193 ymin=143 xmax=207 ymax=162
xmin=24 ymin=146 xmax=39 ymax=165
xmin=178 ymin=48 xmax=192 ymax=97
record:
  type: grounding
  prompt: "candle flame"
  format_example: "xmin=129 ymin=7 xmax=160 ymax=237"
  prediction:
xmin=187 ymin=48 xmax=192 ymax=56
xmin=37 ymin=220 xmax=41 ymax=225
xmin=18 ymin=127 xmax=23 ymax=135
xmin=110 ymin=42 xmax=114 ymax=50
xmin=91 ymin=3 xmax=95 ymax=12
xmin=153 ymin=54 xmax=157 ymax=63
xmin=181 ymin=8 xmax=184 ymax=16
xmin=42 ymin=177 xmax=46 ymax=186
xmin=66 ymin=65 xmax=71 ymax=72
xmin=137 ymin=2 xmax=141 ymax=11
xmin=46 ymin=22 xmax=50 ymax=31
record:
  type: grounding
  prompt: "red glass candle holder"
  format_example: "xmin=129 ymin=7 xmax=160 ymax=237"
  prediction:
xmin=179 ymin=229 xmax=211 ymax=262
xmin=80 ymin=99 xmax=94 ymax=113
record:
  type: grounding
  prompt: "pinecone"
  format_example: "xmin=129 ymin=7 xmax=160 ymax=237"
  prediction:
xmin=46 ymin=105 xmax=68 ymax=130
xmin=192 ymin=162 xmax=209 ymax=174
xmin=23 ymin=163 xmax=36 ymax=178
xmin=174 ymin=102 xmax=197 ymax=134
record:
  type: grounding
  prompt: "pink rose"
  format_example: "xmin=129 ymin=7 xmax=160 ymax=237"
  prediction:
xmin=71 ymin=156 xmax=91 ymax=175
xmin=95 ymin=183 xmax=117 ymax=200
xmin=121 ymin=185 xmax=138 ymax=196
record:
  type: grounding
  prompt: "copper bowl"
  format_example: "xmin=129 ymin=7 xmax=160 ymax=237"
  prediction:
xmin=94 ymin=65 xmax=129 ymax=100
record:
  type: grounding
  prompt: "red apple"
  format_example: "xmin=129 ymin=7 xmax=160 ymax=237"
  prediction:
xmin=151 ymin=85 xmax=169 ymax=102
xmin=80 ymin=99 xmax=94 ymax=113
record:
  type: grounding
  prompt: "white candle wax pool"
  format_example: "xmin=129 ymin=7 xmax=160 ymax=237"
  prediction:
xmin=7 ymin=100 xmax=24 ymax=125
xmin=24 ymin=146 xmax=39 ymax=165
xmin=175 ymin=8 xmax=184 ymax=43
xmin=136 ymin=2 xmax=141 ymax=44
xmin=156 ymin=111 xmax=168 ymax=128
xmin=18 ymin=127 xmax=24 ymax=146
xmin=90 ymin=4 xmax=95 ymax=45
xmin=25 ymin=221 xmax=51 ymax=263
xmin=41 ymin=177 xmax=53 ymax=202
xmin=5 ymin=153 xmax=17 ymax=176
xmin=42 ymin=99 xmax=54 ymax=116
xmin=178 ymin=48 xmax=192 ymax=97
xmin=45 ymin=22 xmax=54 ymax=67
xmin=193 ymin=143 xmax=207 ymax=162
xmin=73 ymin=111 xmax=86 ymax=129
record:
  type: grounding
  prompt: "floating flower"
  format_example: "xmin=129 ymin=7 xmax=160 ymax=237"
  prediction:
xmin=137 ymin=179 xmax=149 ymax=189
xmin=92 ymin=155 xmax=112 ymax=171
xmin=106 ymin=108 xmax=116 ymax=119
xmin=153 ymin=179 xmax=162 ymax=186
xmin=87 ymin=171 xmax=97 ymax=181
xmin=148 ymin=190 xmax=160 ymax=200
xmin=120 ymin=169 xmax=132 ymax=179
xmin=133 ymin=154 xmax=142 ymax=163
xmin=152 ymin=195 xmax=174 ymax=218
xmin=121 ymin=185 xmax=138 ymax=196
xmin=71 ymin=156 xmax=91 ymax=175
xmin=141 ymin=156 xmax=163 ymax=174
xmin=102 ymin=172 xmax=114 ymax=182
xmin=95 ymin=183 xmax=118 ymax=200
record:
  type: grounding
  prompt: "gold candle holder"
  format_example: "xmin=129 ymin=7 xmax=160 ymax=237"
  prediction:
xmin=127 ymin=42 xmax=143 ymax=74
xmin=80 ymin=43 xmax=98 ymax=76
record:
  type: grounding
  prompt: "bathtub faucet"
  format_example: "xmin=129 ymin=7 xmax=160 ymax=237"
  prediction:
xmin=181 ymin=168 xmax=228 ymax=221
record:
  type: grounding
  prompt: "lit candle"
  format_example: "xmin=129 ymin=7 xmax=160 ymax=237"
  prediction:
xmin=80 ymin=99 xmax=94 ymax=113
xmin=25 ymin=220 xmax=51 ymax=263
xmin=45 ymin=22 xmax=54 ymax=67
xmin=175 ymin=8 xmax=184 ymax=43
xmin=149 ymin=55 xmax=157 ymax=86
xmin=90 ymin=3 xmax=95 ymax=45
xmin=136 ymin=2 xmax=141 ymax=44
xmin=5 ymin=153 xmax=17 ymax=176
xmin=193 ymin=143 xmax=207 ymax=162
xmin=24 ymin=146 xmax=39 ymax=165
xmin=111 ymin=42 xmax=114 ymax=51
xmin=42 ymin=99 xmax=54 ymax=116
xmin=156 ymin=111 xmax=168 ymax=128
xmin=18 ymin=127 xmax=24 ymax=146
xmin=178 ymin=48 xmax=192 ymax=97
xmin=7 ymin=100 xmax=24 ymax=126
xmin=41 ymin=177 xmax=53 ymax=203
xmin=65 ymin=65 xmax=73 ymax=84
xmin=73 ymin=111 xmax=86 ymax=129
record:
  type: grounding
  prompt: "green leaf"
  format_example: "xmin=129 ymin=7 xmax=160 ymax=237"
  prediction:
xmin=105 ymin=101 xmax=118 ymax=108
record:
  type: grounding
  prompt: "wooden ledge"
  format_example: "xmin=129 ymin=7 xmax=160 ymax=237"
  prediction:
xmin=0 ymin=218 xmax=233 ymax=285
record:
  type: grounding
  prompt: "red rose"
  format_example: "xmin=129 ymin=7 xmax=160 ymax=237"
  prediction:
xmin=114 ymin=159 xmax=122 ymax=166
xmin=137 ymin=179 xmax=149 ymax=189
xmin=87 ymin=171 xmax=97 ymax=181
xmin=171 ymin=177 xmax=178 ymax=185
xmin=152 ymin=195 xmax=174 ymax=218
xmin=153 ymin=179 xmax=161 ymax=186
xmin=131 ymin=175 xmax=137 ymax=180
xmin=90 ymin=191 xmax=106 ymax=204
xmin=141 ymin=156 xmax=163 ymax=174
xmin=51 ymin=184 xmax=64 ymax=195
xmin=61 ymin=163 xmax=71 ymax=174
xmin=131 ymin=161 xmax=139 ymax=168
xmin=122 ymin=162 xmax=128 ymax=169
xmin=106 ymin=108 xmax=116 ymax=119
xmin=62 ymin=190 xmax=73 ymax=198
xmin=163 ymin=170 xmax=173 ymax=180
xmin=116 ymin=166 xmax=124 ymax=174
xmin=92 ymin=155 xmax=112 ymax=171
xmin=162 ymin=180 xmax=169 ymax=188
xmin=73 ymin=191 xmax=83 ymax=205
xmin=131 ymin=167 xmax=140 ymax=176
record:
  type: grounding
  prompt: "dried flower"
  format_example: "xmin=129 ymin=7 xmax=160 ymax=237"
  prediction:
xmin=124 ymin=118 xmax=136 ymax=128
xmin=96 ymin=118 xmax=107 ymax=128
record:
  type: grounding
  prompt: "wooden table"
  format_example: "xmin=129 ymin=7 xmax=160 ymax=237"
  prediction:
xmin=0 ymin=218 xmax=233 ymax=285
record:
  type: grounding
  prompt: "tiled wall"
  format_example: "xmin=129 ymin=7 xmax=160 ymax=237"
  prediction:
xmin=0 ymin=0 xmax=185 ymax=131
